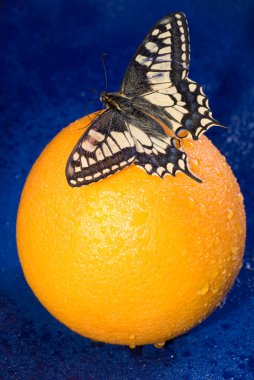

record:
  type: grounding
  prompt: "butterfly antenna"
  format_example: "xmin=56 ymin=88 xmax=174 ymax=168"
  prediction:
xmin=101 ymin=53 xmax=108 ymax=94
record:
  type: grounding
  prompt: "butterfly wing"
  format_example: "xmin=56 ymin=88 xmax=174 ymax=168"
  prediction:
xmin=120 ymin=12 xmax=222 ymax=139
xmin=125 ymin=111 xmax=201 ymax=182
xmin=66 ymin=109 xmax=201 ymax=187
xmin=66 ymin=110 xmax=136 ymax=187
xmin=121 ymin=12 xmax=190 ymax=95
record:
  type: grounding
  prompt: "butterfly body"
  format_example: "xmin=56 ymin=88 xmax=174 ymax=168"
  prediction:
xmin=100 ymin=91 xmax=138 ymax=114
xmin=66 ymin=12 xmax=222 ymax=187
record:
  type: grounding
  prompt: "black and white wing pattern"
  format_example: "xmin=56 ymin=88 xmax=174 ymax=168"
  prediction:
xmin=121 ymin=12 xmax=190 ymax=95
xmin=66 ymin=109 xmax=201 ymax=187
xmin=66 ymin=110 xmax=136 ymax=187
xmin=125 ymin=110 xmax=201 ymax=182
xmin=121 ymin=12 xmax=222 ymax=139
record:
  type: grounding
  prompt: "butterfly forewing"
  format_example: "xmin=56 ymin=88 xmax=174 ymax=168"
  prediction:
xmin=66 ymin=110 xmax=136 ymax=187
xmin=120 ymin=12 xmax=222 ymax=139
xmin=121 ymin=12 xmax=190 ymax=96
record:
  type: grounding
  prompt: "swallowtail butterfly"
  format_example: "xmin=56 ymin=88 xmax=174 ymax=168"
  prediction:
xmin=66 ymin=12 xmax=222 ymax=187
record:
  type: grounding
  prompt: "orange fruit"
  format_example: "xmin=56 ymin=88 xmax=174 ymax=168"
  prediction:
xmin=16 ymin=112 xmax=246 ymax=347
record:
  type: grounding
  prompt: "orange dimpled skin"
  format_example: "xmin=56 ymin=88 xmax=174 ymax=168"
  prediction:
xmin=16 ymin=113 xmax=246 ymax=346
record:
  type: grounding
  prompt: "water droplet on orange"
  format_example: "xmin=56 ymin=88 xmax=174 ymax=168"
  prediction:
xmin=198 ymin=285 xmax=209 ymax=295
xmin=226 ymin=209 xmax=233 ymax=219
xmin=212 ymin=287 xmax=219 ymax=294
xmin=237 ymin=193 xmax=244 ymax=202
xmin=191 ymin=159 xmax=198 ymax=170
xmin=154 ymin=342 xmax=165 ymax=349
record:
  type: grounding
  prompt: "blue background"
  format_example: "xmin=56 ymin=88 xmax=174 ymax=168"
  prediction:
xmin=0 ymin=0 xmax=254 ymax=379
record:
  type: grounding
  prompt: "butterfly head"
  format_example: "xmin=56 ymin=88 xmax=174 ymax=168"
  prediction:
xmin=100 ymin=91 xmax=107 ymax=104
xmin=100 ymin=91 xmax=128 ymax=111
xmin=100 ymin=91 xmax=116 ymax=108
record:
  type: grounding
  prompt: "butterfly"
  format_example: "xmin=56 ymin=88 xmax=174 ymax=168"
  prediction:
xmin=66 ymin=12 xmax=222 ymax=187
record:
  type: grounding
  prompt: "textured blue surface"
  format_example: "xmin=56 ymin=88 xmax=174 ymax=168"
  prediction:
xmin=0 ymin=1 xmax=254 ymax=379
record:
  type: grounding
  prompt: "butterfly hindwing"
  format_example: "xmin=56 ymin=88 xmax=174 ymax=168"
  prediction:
xmin=131 ymin=79 xmax=222 ymax=140
xmin=174 ymin=80 xmax=222 ymax=139
xmin=66 ymin=110 xmax=136 ymax=187
xmin=125 ymin=111 xmax=201 ymax=182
